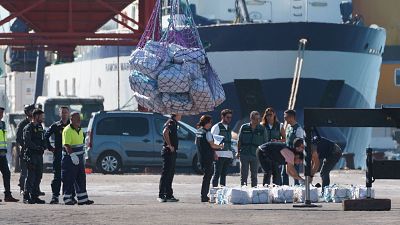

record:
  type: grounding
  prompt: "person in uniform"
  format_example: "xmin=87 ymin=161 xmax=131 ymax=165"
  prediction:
xmin=23 ymin=109 xmax=46 ymax=204
xmin=0 ymin=107 xmax=19 ymax=202
xmin=257 ymin=140 xmax=305 ymax=184
xmin=283 ymin=109 xmax=305 ymax=185
xmin=260 ymin=107 xmax=286 ymax=186
xmin=210 ymin=109 xmax=233 ymax=187
xmin=237 ymin=111 xmax=268 ymax=187
xmin=16 ymin=104 xmax=36 ymax=194
xmin=44 ymin=106 xmax=71 ymax=204
xmin=62 ymin=111 xmax=94 ymax=205
xmin=196 ymin=115 xmax=224 ymax=202
xmin=158 ymin=114 xmax=181 ymax=203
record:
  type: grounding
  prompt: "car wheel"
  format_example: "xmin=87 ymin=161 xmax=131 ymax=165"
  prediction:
xmin=192 ymin=154 xmax=203 ymax=175
xmin=97 ymin=151 xmax=122 ymax=174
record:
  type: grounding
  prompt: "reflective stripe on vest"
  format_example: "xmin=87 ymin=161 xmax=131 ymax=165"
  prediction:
xmin=71 ymin=145 xmax=85 ymax=155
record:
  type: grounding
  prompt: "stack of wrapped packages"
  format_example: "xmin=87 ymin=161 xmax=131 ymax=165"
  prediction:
xmin=129 ymin=40 xmax=225 ymax=114
xmin=323 ymin=184 xmax=375 ymax=203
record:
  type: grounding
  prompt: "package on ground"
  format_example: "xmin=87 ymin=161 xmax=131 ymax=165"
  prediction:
xmin=161 ymin=93 xmax=193 ymax=113
xmin=216 ymin=187 xmax=230 ymax=205
xmin=324 ymin=185 xmax=352 ymax=203
xmin=248 ymin=187 xmax=272 ymax=204
xmin=293 ymin=186 xmax=319 ymax=203
xmin=169 ymin=43 xmax=206 ymax=64
xmin=158 ymin=64 xmax=191 ymax=93
xmin=129 ymin=48 xmax=165 ymax=79
xmin=225 ymin=187 xmax=251 ymax=205
xmin=271 ymin=186 xmax=295 ymax=203
xmin=209 ymin=187 xmax=223 ymax=204
xmin=351 ymin=186 xmax=375 ymax=199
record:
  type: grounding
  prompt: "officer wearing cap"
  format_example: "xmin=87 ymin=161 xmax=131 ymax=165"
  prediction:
xmin=16 ymin=104 xmax=36 ymax=194
xmin=0 ymin=107 xmax=19 ymax=202
xmin=44 ymin=106 xmax=71 ymax=204
xmin=62 ymin=111 xmax=94 ymax=205
xmin=23 ymin=109 xmax=46 ymax=204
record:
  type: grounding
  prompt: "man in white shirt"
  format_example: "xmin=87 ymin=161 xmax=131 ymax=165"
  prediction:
xmin=210 ymin=109 xmax=233 ymax=187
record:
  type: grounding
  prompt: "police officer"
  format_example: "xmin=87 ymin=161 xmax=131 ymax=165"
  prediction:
xmin=196 ymin=115 xmax=224 ymax=202
xmin=158 ymin=114 xmax=181 ymax=203
xmin=237 ymin=111 xmax=268 ymax=187
xmin=260 ymin=107 xmax=286 ymax=186
xmin=0 ymin=107 xmax=19 ymax=202
xmin=44 ymin=106 xmax=70 ymax=204
xmin=308 ymin=136 xmax=343 ymax=189
xmin=23 ymin=109 xmax=46 ymax=204
xmin=210 ymin=109 xmax=233 ymax=187
xmin=62 ymin=111 xmax=94 ymax=205
xmin=16 ymin=104 xmax=35 ymax=194
xmin=283 ymin=109 xmax=305 ymax=185
xmin=257 ymin=141 xmax=305 ymax=183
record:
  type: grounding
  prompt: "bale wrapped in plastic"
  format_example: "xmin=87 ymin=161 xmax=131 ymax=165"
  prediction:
xmin=225 ymin=187 xmax=251 ymax=205
xmin=158 ymin=64 xmax=191 ymax=93
xmin=331 ymin=186 xmax=352 ymax=203
xmin=162 ymin=93 xmax=193 ymax=114
xmin=169 ymin=43 xmax=206 ymax=64
xmin=203 ymin=61 xmax=226 ymax=107
xmin=351 ymin=186 xmax=375 ymax=199
xmin=129 ymin=71 xmax=165 ymax=112
xmin=216 ymin=187 xmax=230 ymax=205
xmin=293 ymin=186 xmax=319 ymax=203
xmin=208 ymin=187 xmax=223 ymax=204
xmin=182 ymin=62 xmax=203 ymax=80
xmin=271 ymin=186 xmax=295 ymax=203
xmin=190 ymin=78 xmax=215 ymax=113
xmin=129 ymin=49 xmax=165 ymax=80
xmin=248 ymin=187 xmax=272 ymax=204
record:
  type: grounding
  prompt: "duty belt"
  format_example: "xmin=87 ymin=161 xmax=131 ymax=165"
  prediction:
xmin=63 ymin=144 xmax=85 ymax=156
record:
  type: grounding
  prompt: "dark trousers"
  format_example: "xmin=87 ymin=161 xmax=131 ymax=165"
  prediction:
xmin=240 ymin=154 xmax=258 ymax=187
xmin=51 ymin=150 xmax=62 ymax=198
xmin=0 ymin=156 xmax=11 ymax=196
xmin=281 ymin=164 xmax=300 ymax=185
xmin=24 ymin=154 xmax=43 ymax=198
xmin=159 ymin=152 xmax=177 ymax=198
xmin=212 ymin=157 xmax=230 ymax=187
xmin=62 ymin=154 xmax=88 ymax=204
xmin=18 ymin=154 xmax=27 ymax=191
xmin=201 ymin=161 xmax=214 ymax=199
xmin=257 ymin=149 xmax=282 ymax=186
xmin=320 ymin=145 xmax=343 ymax=188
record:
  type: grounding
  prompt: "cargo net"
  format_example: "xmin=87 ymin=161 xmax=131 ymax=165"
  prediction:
xmin=129 ymin=0 xmax=225 ymax=115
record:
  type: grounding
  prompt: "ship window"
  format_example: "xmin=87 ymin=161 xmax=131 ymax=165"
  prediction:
xmin=395 ymin=69 xmax=400 ymax=86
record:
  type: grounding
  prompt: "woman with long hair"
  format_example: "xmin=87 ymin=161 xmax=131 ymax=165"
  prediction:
xmin=195 ymin=115 xmax=224 ymax=202
xmin=260 ymin=107 xmax=286 ymax=186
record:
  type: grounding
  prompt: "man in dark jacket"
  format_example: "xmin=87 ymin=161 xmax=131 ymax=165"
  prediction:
xmin=16 ymin=104 xmax=35 ymax=194
xmin=23 ymin=109 xmax=46 ymax=204
xmin=44 ymin=106 xmax=70 ymax=204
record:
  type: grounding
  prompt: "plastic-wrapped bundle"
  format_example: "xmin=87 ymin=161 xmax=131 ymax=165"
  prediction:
xmin=216 ymin=187 xmax=230 ymax=205
xmin=183 ymin=62 xmax=203 ymax=80
xmin=129 ymin=71 xmax=165 ymax=112
xmin=208 ymin=187 xmax=222 ymax=204
xmin=293 ymin=186 xmax=319 ymax=203
xmin=351 ymin=186 xmax=375 ymax=199
xmin=248 ymin=188 xmax=271 ymax=204
xmin=331 ymin=186 xmax=352 ymax=203
xmin=158 ymin=64 xmax=191 ymax=93
xmin=190 ymin=78 xmax=215 ymax=113
xmin=169 ymin=43 xmax=206 ymax=64
xmin=203 ymin=62 xmax=226 ymax=107
xmin=162 ymin=93 xmax=193 ymax=113
xmin=271 ymin=186 xmax=294 ymax=203
xmin=129 ymin=49 xmax=165 ymax=79
xmin=225 ymin=187 xmax=251 ymax=205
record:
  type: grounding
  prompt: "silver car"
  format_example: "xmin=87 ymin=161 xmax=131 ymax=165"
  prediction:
xmin=85 ymin=111 xmax=201 ymax=174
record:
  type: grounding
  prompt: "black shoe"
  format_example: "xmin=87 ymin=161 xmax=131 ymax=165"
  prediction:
xmin=50 ymin=197 xmax=59 ymax=204
xmin=23 ymin=198 xmax=35 ymax=204
xmin=78 ymin=200 xmax=94 ymax=205
xmin=33 ymin=198 xmax=45 ymax=204
xmin=4 ymin=196 xmax=19 ymax=202
xmin=166 ymin=196 xmax=179 ymax=202
xmin=38 ymin=192 xmax=45 ymax=196
xmin=157 ymin=196 xmax=167 ymax=203
xmin=201 ymin=197 xmax=210 ymax=203
xmin=71 ymin=198 xmax=77 ymax=205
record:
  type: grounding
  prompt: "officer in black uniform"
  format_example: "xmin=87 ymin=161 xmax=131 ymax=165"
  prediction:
xmin=44 ymin=106 xmax=71 ymax=204
xmin=195 ymin=115 xmax=224 ymax=202
xmin=257 ymin=141 xmax=305 ymax=184
xmin=16 ymin=104 xmax=35 ymax=194
xmin=158 ymin=114 xmax=181 ymax=203
xmin=23 ymin=109 xmax=46 ymax=204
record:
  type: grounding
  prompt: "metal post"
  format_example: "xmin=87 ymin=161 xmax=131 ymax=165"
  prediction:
xmin=117 ymin=45 xmax=120 ymax=110
xmin=34 ymin=48 xmax=45 ymax=101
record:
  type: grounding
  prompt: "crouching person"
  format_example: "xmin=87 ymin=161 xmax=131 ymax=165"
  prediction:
xmin=62 ymin=111 xmax=93 ymax=205
xmin=195 ymin=115 xmax=224 ymax=202
xmin=257 ymin=142 xmax=304 ymax=185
